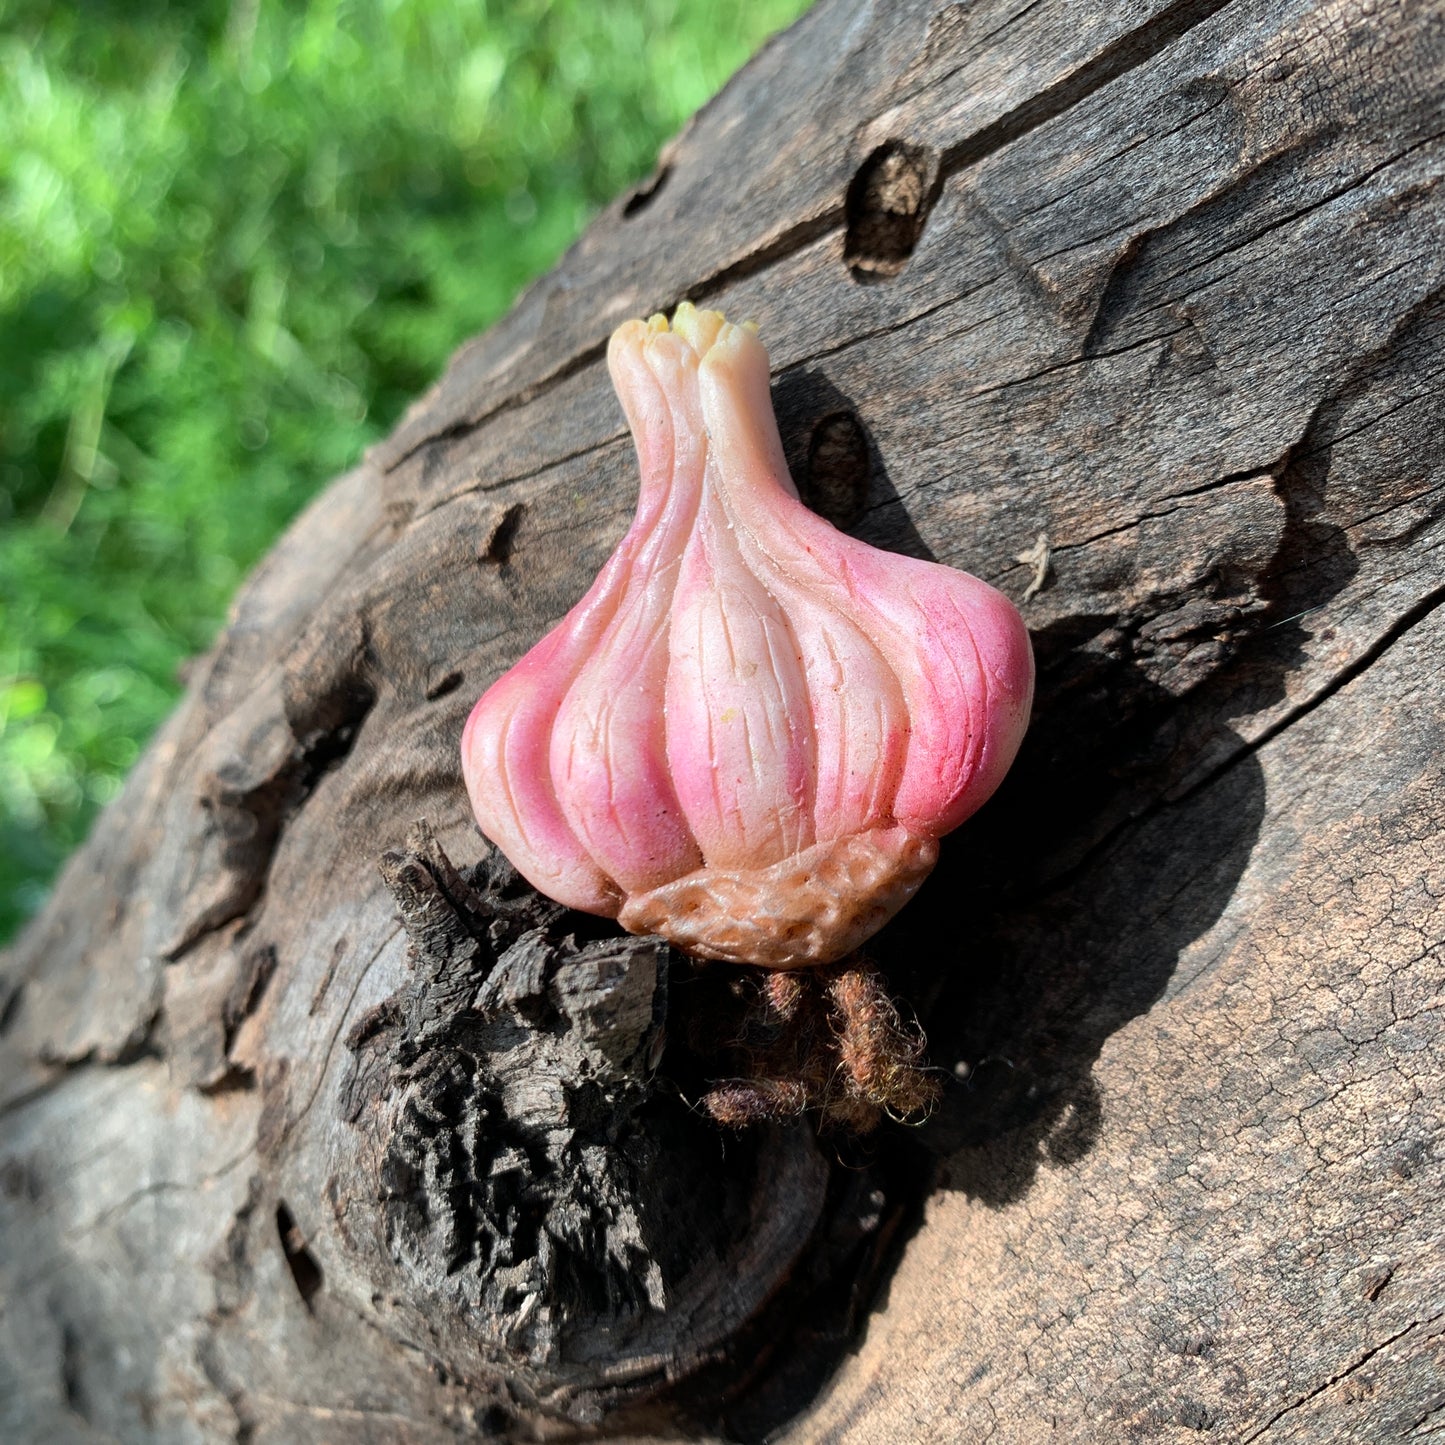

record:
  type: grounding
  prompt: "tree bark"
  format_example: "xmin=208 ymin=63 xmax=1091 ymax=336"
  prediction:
xmin=3 ymin=0 xmax=1444 ymax=1440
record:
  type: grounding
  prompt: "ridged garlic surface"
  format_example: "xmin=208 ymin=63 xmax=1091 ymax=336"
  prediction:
xmin=461 ymin=305 xmax=1033 ymax=967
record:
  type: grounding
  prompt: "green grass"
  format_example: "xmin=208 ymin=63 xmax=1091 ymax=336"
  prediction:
xmin=0 ymin=0 xmax=811 ymax=943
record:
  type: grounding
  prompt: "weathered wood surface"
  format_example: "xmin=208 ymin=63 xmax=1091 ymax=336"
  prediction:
xmin=3 ymin=0 xmax=1444 ymax=1439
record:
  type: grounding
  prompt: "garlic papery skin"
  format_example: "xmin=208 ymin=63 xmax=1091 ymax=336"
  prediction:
xmin=461 ymin=304 xmax=1034 ymax=967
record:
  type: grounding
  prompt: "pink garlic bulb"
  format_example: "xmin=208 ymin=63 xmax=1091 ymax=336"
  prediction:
xmin=461 ymin=304 xmax=1033 ymax=968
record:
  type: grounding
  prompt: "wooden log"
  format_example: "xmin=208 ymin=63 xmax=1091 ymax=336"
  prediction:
xmin=2 ymin=0 xmax=1442 ymax=1439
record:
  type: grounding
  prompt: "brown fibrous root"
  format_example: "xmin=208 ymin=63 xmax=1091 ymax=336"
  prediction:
xmin=676 ymin=957 xmax=941 ymax=1134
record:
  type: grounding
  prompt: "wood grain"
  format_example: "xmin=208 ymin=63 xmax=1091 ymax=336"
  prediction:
xmin=2 ymin=0 xmax=1442 ymax=1439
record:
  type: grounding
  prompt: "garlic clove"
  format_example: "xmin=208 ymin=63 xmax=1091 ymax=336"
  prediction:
xmin=549 ymin=325 xmax=704 ymax=894
xmin=664 ymin=473 xmax=818 ymax=871
xmin=695 ymin=321 xmax=1034 ymax=840
xmin=459 ymin=323 xmax=699 ymax=915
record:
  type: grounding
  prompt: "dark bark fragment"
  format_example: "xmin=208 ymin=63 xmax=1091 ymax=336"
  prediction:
xmin=337 ymin=825 xmax=840 ymax=1427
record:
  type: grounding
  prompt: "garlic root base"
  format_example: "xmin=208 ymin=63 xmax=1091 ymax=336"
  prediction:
xmin=618 ymin=824 xmax=939 ymax=968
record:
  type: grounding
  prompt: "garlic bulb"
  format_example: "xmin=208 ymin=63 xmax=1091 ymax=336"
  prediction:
xmin=461 ymin=304 xmax=1033 ymax=968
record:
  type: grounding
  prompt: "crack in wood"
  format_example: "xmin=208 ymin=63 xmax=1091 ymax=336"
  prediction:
xmin=1173 ymin=578 xmax=1445 ymax=808
xmin=937 ymin=0 xmax=1239 ymax=178
xmin=1240 ymin=1310 xmax=1445 ymax=1440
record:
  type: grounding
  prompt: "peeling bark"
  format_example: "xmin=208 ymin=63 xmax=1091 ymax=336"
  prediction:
xmin=3 ymin=0 xmax=1444 ymax=1441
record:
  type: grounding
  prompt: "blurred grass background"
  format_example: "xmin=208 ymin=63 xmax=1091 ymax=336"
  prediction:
xmin=0 ymin=0 xmax=812 ymax=943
